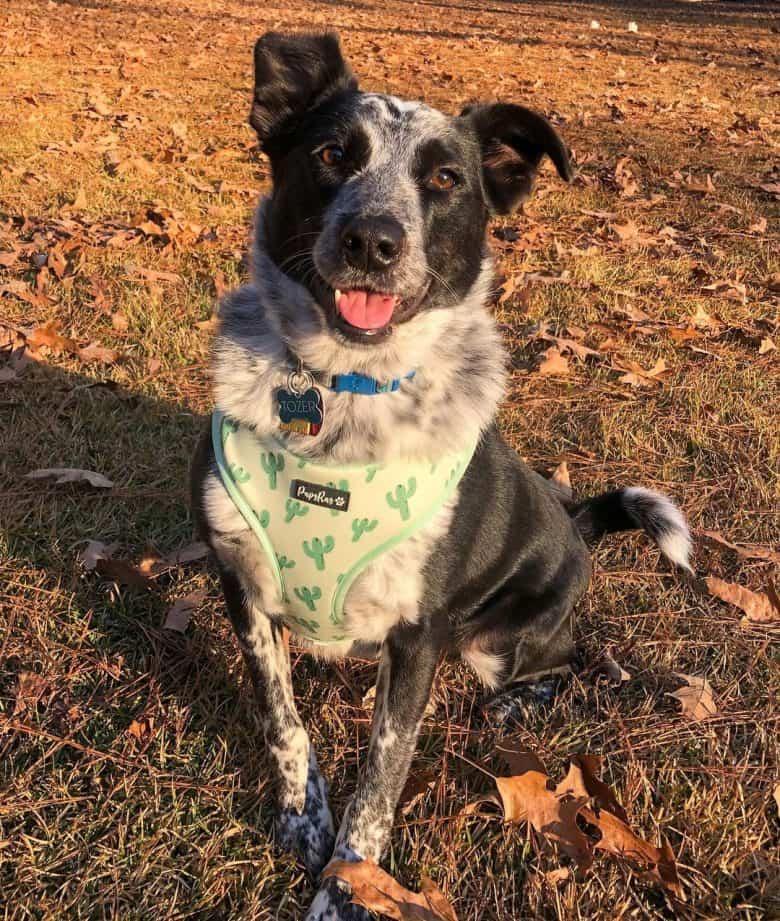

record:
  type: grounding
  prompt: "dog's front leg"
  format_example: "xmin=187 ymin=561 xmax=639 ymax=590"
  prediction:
xmin=305 ymin=622 xmax=440 ymax=920
xmin=218 ymin=564 xmax=335 ymax=876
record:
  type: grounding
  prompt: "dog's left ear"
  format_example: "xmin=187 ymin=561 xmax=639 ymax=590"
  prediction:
xmin=250 ymin=32 xmax=357 ymax=149
xmin=461 ymin=103 xmax=572 ymax=214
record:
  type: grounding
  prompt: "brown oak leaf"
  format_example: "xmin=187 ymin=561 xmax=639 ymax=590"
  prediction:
xmin=706 ymin=575 xmax=780 ymax=625
xmin=668 ymin=673 xmax=719 ymax=721
xmin=493 ymin=748 xmax=593 ymax=870
xmin=324 ymin=859 xmax=458 ymax=921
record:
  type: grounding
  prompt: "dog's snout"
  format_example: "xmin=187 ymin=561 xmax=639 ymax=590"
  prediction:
xmin=340 ymin=216 xmax=405 ymax=272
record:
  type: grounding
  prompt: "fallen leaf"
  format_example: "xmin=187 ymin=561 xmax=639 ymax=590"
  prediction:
xmin=323 ymin=859 xmax=458 ymax=921
xmin=126 ymin=264 xmax=182 ymax=285
xmin=611 ymin=219 xmax=640 ymax=244
xmin=398 ymin=768 xmax=437 ymax=816
xmin=595 ymin=653 xmax=631 ymax=685
xmin=550 ymin=461 xmax=572 ymax=500
xmin=46 ymin=243 xmax=68 ymax=279
xmin=759 ymin=337 xmax=776 ymax=355
xmin=78 ymin=342 xmax=120 ymax=364
xmin=706 ymin=575 xmax=780 ymax=625
xmin=668 ymin=673 xmax=719 ymax=721
xmin=78 ymin=540 xmax=115 ymax=571
xmin=537 ymin=346 xmax=571 ymax=376
xmin=164 ymin=541 xmax=209 ymax=566
xmin=111 ymin=311 xmax=129 ymax=331
xmin=26 ymin=319 xmax=77 ymax=355
xmin=669 ymin=325 xmax=700 ymax=344
xmin=616 ymin=357 xmax=668 ymax=388
xmin=127 ymin=715 xmax=155 ymax=743
xmin=612 ymin=302 xmax=653 ymax=323
xmin=14 ymin=671 xmax=47 ymax=716
xmin=182 ymin=172 xmax=215 ymax=194
xmin=697 ymin=530 xmax=780 ymax=565
xmin=105 ymin=151 xmax=155 ymax=177
xmin=544 ymin=867 xmax=571 ymax=886
xmin=615 ymin=157 xmax=639 ymax=198
xmin=581 ymin=807 xmax=681 ymax=896
xmin=558 ymin=754 xmax=629 ymax=824
xmin=89 ymin=276 xmax=112 ymax=313
xmin=164 ymin=590 xmax=205 ymax=632
xmin=691 ymin=304 xmax=718 ymax=329
xmin=95 ymin=558 xmax=154 ymax=590
xmin=774 ymin=784 xmax=780 ymax=818
xmin=25 ymin=467 xmax=114 ymax=488
xmin=493 ymin=748 xmax=593 ymax=869
xmin=701 ymin=279 xmax=747 ymax=304
xmin=536 ymin=329 xmax=600 ymax=362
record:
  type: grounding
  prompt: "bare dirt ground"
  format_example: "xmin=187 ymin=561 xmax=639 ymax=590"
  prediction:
xmin=1 ymin=1 xmax=778 ymax=919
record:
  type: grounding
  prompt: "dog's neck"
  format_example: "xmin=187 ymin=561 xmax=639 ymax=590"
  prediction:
xmin=212 ymin=199 xmax=507 ymax=464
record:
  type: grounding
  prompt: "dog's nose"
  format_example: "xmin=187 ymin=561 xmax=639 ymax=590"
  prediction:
xmin=340 ymin=217 xmax=405 ymax=272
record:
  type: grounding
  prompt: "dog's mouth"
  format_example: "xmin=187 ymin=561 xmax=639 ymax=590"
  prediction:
xmin=311 ymin=276 xmax=429 ymax=343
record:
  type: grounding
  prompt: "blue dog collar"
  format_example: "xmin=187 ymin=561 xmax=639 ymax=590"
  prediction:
xmin=329 ymin=370 xmax=416 ymax=395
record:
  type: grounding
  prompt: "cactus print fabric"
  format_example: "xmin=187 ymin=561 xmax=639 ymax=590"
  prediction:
xmin=212 ymin=411 xmax=476 ymax=644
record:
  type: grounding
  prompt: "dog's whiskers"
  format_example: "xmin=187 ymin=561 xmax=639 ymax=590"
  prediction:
xmin=425 ymin=266 xmax=457 ymax=300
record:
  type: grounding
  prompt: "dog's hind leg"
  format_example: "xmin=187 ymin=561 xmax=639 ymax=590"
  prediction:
xmin=305 ymin=621 xmax=441 ymax=921
xmin=218 ymin=564 xmax=335 ymax=877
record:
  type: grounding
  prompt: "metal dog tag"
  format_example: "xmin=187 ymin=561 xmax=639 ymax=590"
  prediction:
xmin=277 ymin=368 xmax=323 ymax=436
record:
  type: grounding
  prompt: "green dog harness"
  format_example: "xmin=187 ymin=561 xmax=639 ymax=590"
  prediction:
xmin=212 ymin=411 xmax=476 ymax=644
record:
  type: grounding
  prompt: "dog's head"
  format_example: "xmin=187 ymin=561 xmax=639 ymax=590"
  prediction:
xmin=250 ymin=32 xmax=571 ymax=350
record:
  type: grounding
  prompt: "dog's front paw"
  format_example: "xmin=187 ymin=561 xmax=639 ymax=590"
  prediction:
xmin=304 ymin=876 xmax=372 ymax=921
xmin=275 ymin=748 xmax=335 ymax=877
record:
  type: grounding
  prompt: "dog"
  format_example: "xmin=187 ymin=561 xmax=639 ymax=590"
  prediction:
xmin=190 ymin=31 xmax=692 ymax=920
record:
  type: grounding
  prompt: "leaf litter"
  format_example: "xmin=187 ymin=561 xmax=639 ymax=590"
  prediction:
xmin=464 ymin=740 xmax=682 ymax=896
xmin=324 ymin=859 xmax=458 ymax=921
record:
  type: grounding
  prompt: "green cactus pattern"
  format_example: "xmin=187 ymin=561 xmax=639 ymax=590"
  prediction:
xmin=285 ymin=498 xmax=309 ymax=523
xmin=365 ymin=464 xmax=382 ymax=483
xmin=327 ymin=479 xmax=349 ymax=516
xmin=277 ymin=554 xmax=295 ymax=570
xmin=293 ymin=585 xmax=321 ymax=612
xmin=228 ymin=463 xmax=250 ymax=483
xmin=386 ymin=477 xmax=417 ymax=521
xmin=445 ymin=460 xmax=464 ymax=488
xmin=302 ymin=536 xmax=335 ymax=571
xmin=223 ymin=417 xmax=239 ymax=440
xmin=260 ymin=451 xmax=284 ymax=489
xmin=351 ymin=517 xmax=378 ymax=542
xmin=297 ymin=457 xmax=307 ymax=469
xmin=259 ymin=509 xmax=270 ymax=529
xmin=289 ymin=614 xmax=319 ymax=633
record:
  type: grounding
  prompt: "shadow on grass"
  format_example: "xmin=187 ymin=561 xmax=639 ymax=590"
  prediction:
xmin=0 ymin=357 xmax=357 ymax=915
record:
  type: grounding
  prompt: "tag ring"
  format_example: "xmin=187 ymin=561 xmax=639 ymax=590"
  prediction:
xmin=287 ymin=368 xmax=314 ymax=397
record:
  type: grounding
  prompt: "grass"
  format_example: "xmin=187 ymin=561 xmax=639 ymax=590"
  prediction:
xmin=1 ymin=0 xmax=778 ymax=918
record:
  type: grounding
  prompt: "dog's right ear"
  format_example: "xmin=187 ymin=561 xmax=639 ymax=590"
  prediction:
xmin=250 ymin=32 xmax=357 ymax=149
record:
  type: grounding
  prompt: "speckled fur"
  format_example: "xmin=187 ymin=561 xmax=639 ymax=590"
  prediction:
xmin=192 ymin=32 xmax=691 ymax=920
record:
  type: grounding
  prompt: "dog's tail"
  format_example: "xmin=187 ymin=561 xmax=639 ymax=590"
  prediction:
xmin=569 ymin=487 xmax=693 ymax=572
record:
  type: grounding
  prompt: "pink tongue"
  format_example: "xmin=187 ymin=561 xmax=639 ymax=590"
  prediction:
xmin=337 ymin=290 xmax=397 ymax=330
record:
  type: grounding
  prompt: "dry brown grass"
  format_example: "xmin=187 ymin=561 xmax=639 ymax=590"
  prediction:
xmin=1 ymin=1 xmax=778 ymax=919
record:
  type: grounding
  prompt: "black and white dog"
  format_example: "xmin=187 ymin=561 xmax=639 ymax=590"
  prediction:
xmin=191 ymin=32 xmax=691 ymax=919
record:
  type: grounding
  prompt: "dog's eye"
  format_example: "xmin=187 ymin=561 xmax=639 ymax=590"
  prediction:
xmin=318 ymin=145 xmax=345 ymax=166
xmin=427 ymin=168 xmax=458 ymax=192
